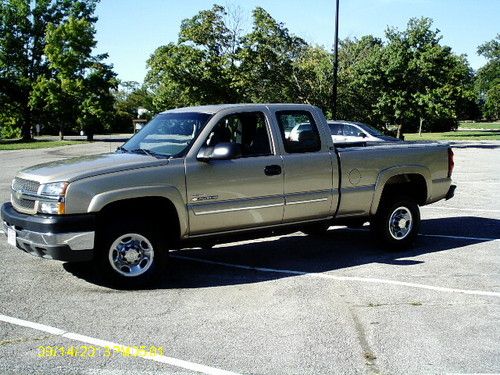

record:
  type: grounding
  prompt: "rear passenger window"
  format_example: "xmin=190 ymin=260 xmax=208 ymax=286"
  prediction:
xmin=276 ymin=111 xmax=321 ymax=153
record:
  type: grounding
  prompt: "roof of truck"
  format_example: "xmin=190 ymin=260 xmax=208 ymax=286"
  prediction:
xmin=161 ymin=103 xmax=318 ymax=114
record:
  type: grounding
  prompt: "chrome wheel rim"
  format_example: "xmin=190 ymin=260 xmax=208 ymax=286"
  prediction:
xmin=108 ymin=233 xmax=154 ymax=277
xmin=388 ymin=206 xmax=413 ymax=240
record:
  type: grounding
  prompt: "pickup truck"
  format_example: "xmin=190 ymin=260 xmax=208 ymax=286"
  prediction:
xmin=1 ymin=104 xmax=456 ymax=286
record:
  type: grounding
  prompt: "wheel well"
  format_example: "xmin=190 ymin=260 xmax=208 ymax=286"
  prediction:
xmin=97 ymin=197 xmax=180 ymax=241
xmin=380 ymin=174 xmax=427 ymax=206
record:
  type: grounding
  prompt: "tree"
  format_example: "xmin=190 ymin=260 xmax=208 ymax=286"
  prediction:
xmin=112 ymin=81 xmax=153 ymax=133
xmin=336 ymin=36 xmax=384 ymax=124
xmin=476 ymin=34 xmax=500 ymax=120
xmin=145 ymin=5 xmax=239 ymax=112
xmin=291 ymin=45 xmax=333 ymax=116
xmin=0 ymin=0 xmax=114 ymax=140
xmin=29 ymin=14 xmax=116 ymax=140
xmin=237 ymin=7 xmax=306 ymax=103
xmin=372 ymin=18 xmax=474 ymax=137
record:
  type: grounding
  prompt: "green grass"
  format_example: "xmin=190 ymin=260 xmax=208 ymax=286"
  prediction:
xmin=458 ymin=121 xmax=500 ymax=130
xmin=405 ymin=130 xmax=500 ymax=141
xmin=0 ymin=139 xmax=84 ymax=150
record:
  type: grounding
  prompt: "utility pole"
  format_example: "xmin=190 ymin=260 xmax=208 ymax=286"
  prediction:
xmin=332 ymin=0 xmax=340 ymax=120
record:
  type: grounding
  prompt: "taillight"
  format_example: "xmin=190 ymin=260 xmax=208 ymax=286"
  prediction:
xmin=448 ymin=148 xmax=454 ymax=178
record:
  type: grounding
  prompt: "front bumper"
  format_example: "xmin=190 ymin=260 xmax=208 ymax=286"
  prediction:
xmin=1 ymin=202 xmax=95 ymax=262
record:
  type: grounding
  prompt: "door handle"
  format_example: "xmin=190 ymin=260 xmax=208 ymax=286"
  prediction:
xmin=264 ymin=165 xmax=282 ymax=176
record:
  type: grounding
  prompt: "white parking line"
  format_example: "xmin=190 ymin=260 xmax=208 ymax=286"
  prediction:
xmin=420 ymin=233 xmax=499 ymax=242
xmin=0 ymin=314 xmax=241 ymax=375
xmin=172 ymin=255 xmax=500 ymax=298
xmin=423 ymin=206 xmax=500 ymax=213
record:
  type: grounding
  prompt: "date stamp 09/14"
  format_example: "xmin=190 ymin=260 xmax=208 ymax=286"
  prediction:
xmin=37 ymin=345 xmax=165 ymax=358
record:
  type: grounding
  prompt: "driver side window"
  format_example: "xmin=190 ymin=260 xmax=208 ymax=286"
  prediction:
xmin=205 ymin=112 xmax=272 ymax=158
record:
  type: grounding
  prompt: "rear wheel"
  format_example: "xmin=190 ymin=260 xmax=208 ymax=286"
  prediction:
xmin=98 ymin=221 xmax=167 ymax=287
xmin=371 ymin=197 xmax=420 ymax=249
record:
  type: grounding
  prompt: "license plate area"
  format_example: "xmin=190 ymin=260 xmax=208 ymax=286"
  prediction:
xmin=7 ymin=227 xmax=16 ymax=247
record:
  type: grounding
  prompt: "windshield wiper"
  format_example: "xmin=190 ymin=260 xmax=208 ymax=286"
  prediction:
xmin=129 ymin=148 xmax=169 ymax=159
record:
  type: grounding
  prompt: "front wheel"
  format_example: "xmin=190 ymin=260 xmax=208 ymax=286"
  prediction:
xmin=371 ymin=197 xmax=420 ymax=249
xmin=99 ymin=222 xmax=166 ymax=287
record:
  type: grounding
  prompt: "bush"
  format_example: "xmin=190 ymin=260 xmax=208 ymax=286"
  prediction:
xmin=0 ymin=124 xmax=21 ymax=139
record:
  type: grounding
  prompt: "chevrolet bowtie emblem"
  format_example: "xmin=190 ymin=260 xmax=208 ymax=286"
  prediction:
xmin=15 ymin=190 xmax=23 ymax=200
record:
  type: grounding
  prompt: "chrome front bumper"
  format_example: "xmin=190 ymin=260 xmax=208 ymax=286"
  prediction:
xmin=2 ymin=221 xmax=94 ymax=251
xmin=1 ymin=202 xmax=96 ymax=262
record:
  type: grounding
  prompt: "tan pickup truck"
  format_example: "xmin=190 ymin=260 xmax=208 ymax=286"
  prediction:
xmin=1 ymin=104 xmax=456 ymax=286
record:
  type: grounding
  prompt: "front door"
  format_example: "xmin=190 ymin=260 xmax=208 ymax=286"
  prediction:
xmin=186 ymin=111 xmax=284 ymax=235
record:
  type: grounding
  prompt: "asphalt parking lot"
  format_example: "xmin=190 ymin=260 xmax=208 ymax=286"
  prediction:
xmin=0 ymin=140 xmax=499 ymax=375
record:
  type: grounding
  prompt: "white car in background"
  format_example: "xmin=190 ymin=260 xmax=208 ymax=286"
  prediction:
xmin=328 ymin=121 xmax=400 ymax=143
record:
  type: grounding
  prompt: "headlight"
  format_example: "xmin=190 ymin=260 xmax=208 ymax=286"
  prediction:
xmin=37 ymin=182 xmax=68 ymax=214
xmin=39 ymin=182 xmax=68 ymax=197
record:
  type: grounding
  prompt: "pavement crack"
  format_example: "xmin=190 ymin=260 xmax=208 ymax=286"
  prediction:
xmin=0 ymin=335 xmax=52 ymax=346
xmin=348 ymin=306 xmax=382 ymax=375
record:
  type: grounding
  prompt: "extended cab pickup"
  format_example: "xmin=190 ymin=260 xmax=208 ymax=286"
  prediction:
xmin=1 ymin=104 xmax=456 ymax=285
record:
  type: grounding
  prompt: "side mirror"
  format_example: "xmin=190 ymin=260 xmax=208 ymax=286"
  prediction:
xmin=358 ymin=132 xmax=367 ymax=138
xmin=197 ymin=142 xmax=242 ymax=162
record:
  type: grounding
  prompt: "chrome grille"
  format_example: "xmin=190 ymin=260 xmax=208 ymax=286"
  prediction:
xmin=12 ymin=178 xmax=40 ymax=194
xmin=11 ymin=177 xmax=40 ymax=214
xmin=12 ymin=196 xmax=36 ymax=211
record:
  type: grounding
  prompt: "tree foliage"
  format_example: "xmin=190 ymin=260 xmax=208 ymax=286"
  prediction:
xmin=145 ymin=7 xmax=475 ymax=135
xmin=476 ymin=34 xmax=500 ymax=120
xmin=0 ymin=0 xmax=116 ymax=140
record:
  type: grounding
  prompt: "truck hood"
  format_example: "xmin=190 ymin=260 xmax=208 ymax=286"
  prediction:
xmin=17 ymin=152 xmax=170 ymax=184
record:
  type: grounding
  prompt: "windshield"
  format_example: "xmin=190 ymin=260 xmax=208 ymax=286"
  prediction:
xmin=358 ymin=123 xmax=384 ymax=136
xmin=121 ymin=112 xmax=212 ymax=158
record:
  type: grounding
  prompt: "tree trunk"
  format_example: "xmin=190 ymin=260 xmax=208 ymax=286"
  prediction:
xmin=21 ymin=107 xmax=32 ymax=141
xmin=59 ymin=125 xmax=64 ymax=141
xmin=21 ymin=123 xmax=32 ymax=141
xmin=86 ymin=133 xmax=94 ymax=142
xmin=396 ymin=124 xmax=404 ymax=140
xmin=418 ymin=117 xmax=424 ymax=136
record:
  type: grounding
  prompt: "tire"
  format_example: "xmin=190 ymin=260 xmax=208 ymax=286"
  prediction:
xmin=98 ymin=220 xmax=167 ymax=288
xmin=301 ymin=222 xmax=331 ymax=236
xmin=371 ymin=196 xmax=420 ymax=249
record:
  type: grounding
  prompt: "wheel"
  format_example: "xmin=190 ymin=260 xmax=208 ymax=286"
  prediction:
xmin=301 ymin=222 xmax=331 ymax=235
xmin=98 ymin=221 xmax=167 ymax=287
xmin=371 ymin=196 xmax=420 ymax=249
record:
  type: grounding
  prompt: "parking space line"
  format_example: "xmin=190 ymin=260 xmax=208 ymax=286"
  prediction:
xmin=420 ymin=233 xmax=499 ymax=242
xmin=0 ymin=314 xmax=241 ymax=375
xmin=172 ymin=255 xmax=500 ymax=298
xmin=423 ymin=206 xmax=500 ymax=213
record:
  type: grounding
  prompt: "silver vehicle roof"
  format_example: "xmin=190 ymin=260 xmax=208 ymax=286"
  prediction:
xmin=161 ymin=103 xmax=319 ymax=115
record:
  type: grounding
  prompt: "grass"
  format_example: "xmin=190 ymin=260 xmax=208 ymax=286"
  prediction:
xmin=0 ymin=139 xmax=84 ymax=150
xmin=405 ymin=130 xmax=500 ymax=141
xmin=458 ymin=121 xmax=500 ymax=130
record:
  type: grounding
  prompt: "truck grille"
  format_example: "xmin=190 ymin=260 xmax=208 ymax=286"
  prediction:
xmin=12 ymin=177 xmax=40 ymax=194
xmin=11 ymin=178 xmax=40 ymax=214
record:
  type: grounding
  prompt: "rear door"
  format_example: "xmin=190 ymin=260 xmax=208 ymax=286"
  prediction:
xmin=273 ymin=109 xmax=338 ymax=222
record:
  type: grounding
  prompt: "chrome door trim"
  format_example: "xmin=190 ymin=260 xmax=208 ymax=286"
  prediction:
xmin=192 ymin=202 xmax=284 ymax=216
xmin=285 ymin=198 xmax=328 ymax=206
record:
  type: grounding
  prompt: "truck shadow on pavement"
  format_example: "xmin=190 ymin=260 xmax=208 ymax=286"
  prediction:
xmin=63 ymin=216 xmax=499 ymax=290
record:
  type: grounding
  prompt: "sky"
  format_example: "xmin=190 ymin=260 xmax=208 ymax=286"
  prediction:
xmin=94 ymin=0 xmax=500 ymax=84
